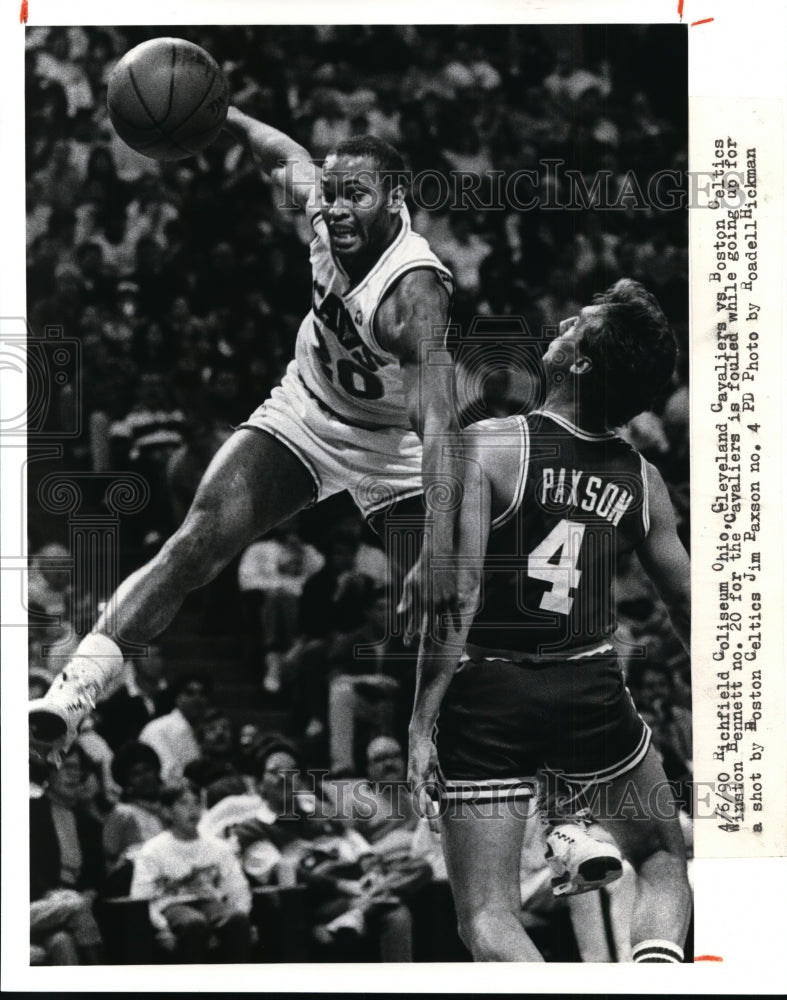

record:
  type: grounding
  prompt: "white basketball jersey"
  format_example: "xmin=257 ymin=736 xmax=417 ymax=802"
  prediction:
xmin=293 ymin=205 xmax=454 ymax=429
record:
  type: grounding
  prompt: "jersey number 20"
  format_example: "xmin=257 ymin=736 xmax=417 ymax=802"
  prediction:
xmin=312 ymin=322 xmax=384 ymax=400
xmin=528 ymin=519 xmax=586 ymax=615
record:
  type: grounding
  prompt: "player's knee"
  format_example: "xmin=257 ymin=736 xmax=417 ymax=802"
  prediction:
xmin=624 ymin=818 xmax=687 ymax=873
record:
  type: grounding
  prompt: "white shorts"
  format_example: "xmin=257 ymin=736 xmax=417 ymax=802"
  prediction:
xmin=239 ymin=363 xmax=423 ymax=519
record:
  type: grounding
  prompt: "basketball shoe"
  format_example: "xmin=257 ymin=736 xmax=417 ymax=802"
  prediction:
xmin=545 ymin=821 xmax=624 ymax=897
xmin=29 ymin=645 xmax=121 ymax=764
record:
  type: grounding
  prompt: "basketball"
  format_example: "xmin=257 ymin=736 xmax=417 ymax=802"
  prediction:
xmin=107 ymin=38 xmax=229 ymax=160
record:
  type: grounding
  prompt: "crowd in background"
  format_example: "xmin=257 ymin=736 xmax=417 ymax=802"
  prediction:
xmin=26 ymin=24 xmax=691 ymax=964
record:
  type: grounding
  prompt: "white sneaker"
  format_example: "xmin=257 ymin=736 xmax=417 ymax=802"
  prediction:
xmin=29 ymin=698 xmax=77 ymax=765
xmin=29 ymin=656 xmax=114 ymax=764
xmin=545 ymin=823 xmax=623 ymax=897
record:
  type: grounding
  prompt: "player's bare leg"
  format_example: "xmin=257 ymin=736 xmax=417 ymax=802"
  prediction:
xmin=29 ymin=428 xmax=316 ymax=757
xmin=440 ymin=797 xmax=544 ymax=962
xmin=591 ymin=745 xmax=691 ymax=962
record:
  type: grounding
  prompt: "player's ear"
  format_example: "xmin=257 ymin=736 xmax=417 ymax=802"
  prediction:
xmin=569 ymin=356 xmax=593 ymax=376
xmin=388 ymin=183 xmax=406 ymax=213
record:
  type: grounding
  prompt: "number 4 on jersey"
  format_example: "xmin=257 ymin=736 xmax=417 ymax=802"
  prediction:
xmin=528 ymin=519 xmax=586 ymax=615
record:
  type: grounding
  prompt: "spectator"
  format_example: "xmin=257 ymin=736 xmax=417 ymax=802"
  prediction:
xmin=75 ymin=714 xmax=121 ymax=818
xmin=94 ymin=645 xmax=172 ymax=753
xmin=138 ymin=671 xmax=210 ymax=784
xmin=627 ymin=661 xmax=693 ymax=772
xmin=108 ymin=372 xmax=187 ymax=540
xmin=108 ymin=372 xmax=186 ymax=469
xmin=324 ymin=587 xmax=401 ymax=776
xmin=28 ymin=542 xmax=72 ymax=622
xmin=235 ymin=723 xmax=267 ymax=784
xmin=285 ymin=531 xmax=390 ymax=746
xmin=34 ymin=28 xmax=94 ymax=118
xmin=166 ymin=415 xmax=233 ymax=528
xmin=355 ymin=736 xmax=447 ymax=882
xmin=130 ymin=782 xmax=252 ymax=963
xmin=235 ymin=742 xmax=417 ymax=960
xmin=102 ymin=741 xmax=167 ymax=895
xmin=74 ymin=240 xmax=116 ymax=310
xmin=29 ymin=745 xmax=105 ymax=965
xmin=183 ymin=708 xmax=241 ymax=790
xmin=237 ymin=518 xmax=324 ymax=693
xmin=297 ymin=529 xmax=374 ymax=642
xmin=432 ymin=212 xmax=492 ymax=296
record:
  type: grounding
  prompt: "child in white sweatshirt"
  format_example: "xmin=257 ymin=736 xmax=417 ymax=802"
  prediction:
xmin=130 ymin=782 xmax=252 ymax=963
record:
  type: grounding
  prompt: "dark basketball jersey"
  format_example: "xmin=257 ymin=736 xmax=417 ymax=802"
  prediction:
xmin=466 ymin=410 xmax=650 ymax=655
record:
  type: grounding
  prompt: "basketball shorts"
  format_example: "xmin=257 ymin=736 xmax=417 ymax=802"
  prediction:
xmin=434 ymin=648 xmax=651 ymax=804
xmin=239 ymin=362 xmax=423 ymax=519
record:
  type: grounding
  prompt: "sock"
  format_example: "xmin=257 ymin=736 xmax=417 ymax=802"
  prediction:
xmin=45 ymin=632 xmax=125 ymax=711
xmin=632 ymin=939 xmax=684 ymax=963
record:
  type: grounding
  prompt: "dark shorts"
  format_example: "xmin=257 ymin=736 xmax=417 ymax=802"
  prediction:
xmin=435 ymin=649 xmax=650 ymax=803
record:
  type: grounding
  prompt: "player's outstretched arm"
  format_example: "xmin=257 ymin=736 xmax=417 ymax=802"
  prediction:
xmin=223 ymin=106 xmax=320 ymax=213
xmin=635 ymin=460 xmax=691 ymax=652
xmin=375 ymin=268 xmax=460 ymax=632
xmin=408 ymin=434 xmax=491 ymax=788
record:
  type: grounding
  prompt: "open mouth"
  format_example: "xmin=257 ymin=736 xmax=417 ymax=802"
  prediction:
xmin=330 ymin=225 xmax=357 ymax=247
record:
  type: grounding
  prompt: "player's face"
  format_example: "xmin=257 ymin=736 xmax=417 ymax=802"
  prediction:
xmin=541 ymin=305 xmax=601 ymax=376
xmin=321 ymin=154 xmax=400 ymax=260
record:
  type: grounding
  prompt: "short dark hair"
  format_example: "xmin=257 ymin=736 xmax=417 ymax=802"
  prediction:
xmin=255 ymin=734 xmax=303 ymax=776
xmin=160 ymin=781 xmax=201 ymax=810
xmin=329 ymin=135 xmax=410 ymax=192
xmin=580 ymin=279 xmax=677 ymax=427
xmin=110 ymin=740 xmax=161 ymax=787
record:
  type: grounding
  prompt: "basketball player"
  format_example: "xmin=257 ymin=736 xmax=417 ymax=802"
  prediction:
xmin=406 ymin=279 xmax=692 ymax=962
xmin=29 ymin=107 xmax=462 ymax=760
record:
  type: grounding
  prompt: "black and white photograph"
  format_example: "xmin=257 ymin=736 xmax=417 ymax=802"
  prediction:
xmin=1 ymin=1 xmax=784 ymax=992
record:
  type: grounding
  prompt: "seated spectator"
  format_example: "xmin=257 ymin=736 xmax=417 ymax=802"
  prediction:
xmin=285 ymin=529 xmax=378 ymax=737
xmin=30 ymin=745 xmax=105 ymax=965
xmin=183 ymin=708 xmax=241 ymax=790
xmin=353 ymin=736 xmax=447 ymax=881
xmin=237 ymin=517 xmax=324 ymax=694
xmin=75 ymin=715 xmax=121 ymax=819
xmin=324 ymin=587 xmax=401 ymax=776
xmin=130 ymin=782 xmax=252 ymax=963
xmin=94 ymin=645 xmax=172 ymax=754
xmin=166 ymin=415 xmax=233 ymax=528
xmin=108 ymin=371 xmax=186 ymax=541
xmin=235 ymin=741 xmax=419 ymax=960
xmin=138 ymin=671 xmax=210 ymax=784
xmin=627 ymin=661 xmax=693 ymax=811
xmin=28 ymin=542 xmax=72 ymax=621
xmin=235 ymin=723 xmax=266 ymax=785
xmin=103 ymin=741 xmax=167 ymax=895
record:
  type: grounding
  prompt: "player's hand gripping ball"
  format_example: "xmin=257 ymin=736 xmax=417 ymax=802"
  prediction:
xmin=107 ymin=37 xmax=229 ymax=160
